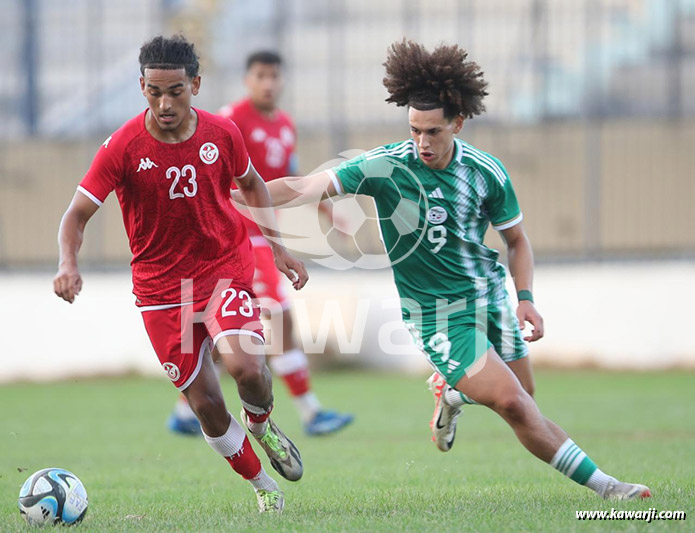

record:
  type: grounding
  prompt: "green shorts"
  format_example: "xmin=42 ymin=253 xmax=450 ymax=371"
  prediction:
xmin=406 ymin=299 xmax=528 ymax=387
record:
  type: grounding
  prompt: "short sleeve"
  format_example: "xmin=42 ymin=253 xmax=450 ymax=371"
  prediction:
xmin=330 ymin=149 xmax=394 ymax=197
xmin=227 ymin=120 xmax=252 ymax=178
xmin=78 ymin=136 xmax=123 ymax=206
xmin=482 ymin=157 xmax=523 ymax=230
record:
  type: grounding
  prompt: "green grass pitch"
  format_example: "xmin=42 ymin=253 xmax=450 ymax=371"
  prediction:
xmin=1 ymin=370 xmax=693 ymax=531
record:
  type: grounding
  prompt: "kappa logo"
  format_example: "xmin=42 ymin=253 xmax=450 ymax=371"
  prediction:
xmin=102 ymin=135 xmax=112 ymax=148
xmin=137 ymin=157 xmax=158 ymax=172
xmin=162 ymin=362 xmax=180 ymax=382
xmin=199 ymin=142 xmax=219 ymax=165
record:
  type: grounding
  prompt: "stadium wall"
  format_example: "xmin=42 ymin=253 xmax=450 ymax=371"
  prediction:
xmin=1 ymin=261 xmax=693 ymax=384
xmin=1 ymin=120 xmax=694 ymax=267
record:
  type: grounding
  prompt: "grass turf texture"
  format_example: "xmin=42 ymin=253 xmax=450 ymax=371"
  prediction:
xmin=1 ymin=370 xmax=693 ymax=532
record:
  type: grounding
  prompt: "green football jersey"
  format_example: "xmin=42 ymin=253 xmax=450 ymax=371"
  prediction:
xmin=329 ymin=138 xmax=522 ymax=322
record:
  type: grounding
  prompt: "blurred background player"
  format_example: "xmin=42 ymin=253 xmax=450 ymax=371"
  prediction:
xmin=168 ymin=50 xmax=354 ymax=437
xmin=241 ymin=40 xmax=652 ymax=501
xmin=54 ymin=35 xmax=307 ymax=512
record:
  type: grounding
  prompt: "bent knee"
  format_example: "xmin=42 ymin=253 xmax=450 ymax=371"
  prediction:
xmin=188 ymin=392 xmax=225 ymax=421
xmin=229 ymin=361 xmax=268 ymax=388
xmin=493 ymin=391 xmax=532 ymax=422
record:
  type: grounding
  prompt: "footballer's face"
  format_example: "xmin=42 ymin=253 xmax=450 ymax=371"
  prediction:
xmin=140 ymin=68 xmax=200 ymax=133
xmin=408 ymin=107 xmax=463 ymax=170
xmin=245 ymin=62 xmax=283 ymax=112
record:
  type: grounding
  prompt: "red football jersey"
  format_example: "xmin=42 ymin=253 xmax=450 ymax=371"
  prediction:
xmin=79 ymin=108 xmax=255 ymax=306
xmin=218 ymin=98 xmax=296 ymax=238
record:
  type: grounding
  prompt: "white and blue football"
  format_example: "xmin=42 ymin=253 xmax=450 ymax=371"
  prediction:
xmin=18 ymin=468 xmax=88 ymax=526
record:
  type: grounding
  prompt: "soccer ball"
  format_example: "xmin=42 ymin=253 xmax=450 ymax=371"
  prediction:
xmin=18 ymin=468 xmax=88 ymax=526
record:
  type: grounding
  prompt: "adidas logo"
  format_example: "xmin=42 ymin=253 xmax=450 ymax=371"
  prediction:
xmin=137 ymin=157 xmax=158 ymax=172
xmin=446 ymin=359 xmax=461 ymax=374
xmin=428 ymin=187 xmax=444 ymax=199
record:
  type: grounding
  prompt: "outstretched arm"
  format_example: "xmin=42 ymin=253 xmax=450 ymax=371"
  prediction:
xmin=54 ymin=192 xmax=100 ymax=303
xmin=232 ymin=170 xmax=341 ymax=208
xmin=233 ymin=167 xmax=308 ymax=289
xmin=500 ymin=222 xmax=544 ymax=342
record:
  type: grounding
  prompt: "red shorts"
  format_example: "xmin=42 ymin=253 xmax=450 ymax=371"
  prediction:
xmin=251 ymin=239 xmax=290 ymax=310
xmin=141 ymin=281 xmax=264 ymax=390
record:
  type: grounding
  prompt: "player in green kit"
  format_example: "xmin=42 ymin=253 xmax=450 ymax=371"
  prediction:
xmin=234 ymin=40 xmax=651 ymax=500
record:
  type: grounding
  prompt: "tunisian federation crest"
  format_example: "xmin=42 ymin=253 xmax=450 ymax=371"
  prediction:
xmin=199 ymin=142 xmax=219 ymax=165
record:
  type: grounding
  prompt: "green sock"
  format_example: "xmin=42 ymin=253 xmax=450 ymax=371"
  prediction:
xmin=550 ymin=438 xmax=598 ymax=485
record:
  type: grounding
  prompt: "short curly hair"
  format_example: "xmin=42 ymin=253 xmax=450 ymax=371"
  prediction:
xmin=383 ymin=40 xmax=488 ymax=120
xmin=139 ymin=35 xmax=200 ymax=79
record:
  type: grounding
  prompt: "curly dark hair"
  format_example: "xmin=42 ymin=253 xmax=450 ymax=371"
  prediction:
xmin=139 ymin=35 xmax=200 ymax=79
xmin=383 ymin=40 xmax=488 ymax=120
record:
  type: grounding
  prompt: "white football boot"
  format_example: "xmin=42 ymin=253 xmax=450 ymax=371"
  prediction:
xmin=602 ymin=481 xmax=652 ymax=500
xmin=427 ymin=373 xmax=462 ymax=452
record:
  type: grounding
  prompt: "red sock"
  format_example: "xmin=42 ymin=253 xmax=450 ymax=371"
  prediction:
xmin=243 ymin=404 xmax=272 ymax=424
xmin=281 ymin=368 xmax=311 ymax=396
xmin=224 ymin=436 xmax=261 ymax=480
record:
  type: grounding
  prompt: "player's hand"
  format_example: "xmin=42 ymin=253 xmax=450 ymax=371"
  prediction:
xmin=517 ymin=300 xmax=544 ymax=342
xmin=53 ymin=264 xmax=83 ymax=303
xmin=272 ymin=246 xmax=308 ymax=290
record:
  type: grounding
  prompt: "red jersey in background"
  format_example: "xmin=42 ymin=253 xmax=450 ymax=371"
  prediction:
xmin=218 ymin=98 xmax=296 ymax=238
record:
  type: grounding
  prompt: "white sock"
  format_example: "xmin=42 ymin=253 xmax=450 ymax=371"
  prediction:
xmin=202 ymin=414 xmax=279 ymax=492
xmin=444 ymin=387 xmax=477 ymax=407
xmin=202 ymin=413 xmax=246 ymax=456
xmin=444 ymin=388 xmax=463 ymax=408
xmin=268 ymin=348 xmax=309 ymax=376
xmin=585 ymin=468 xmax=617 ymax=497
xmin=249 ymin=468 xmax=279 ymax=492
xmin=247 ymin=421 xmax=266 ymax=434
xmin=293 ymin=392 xmax=321 ymax=423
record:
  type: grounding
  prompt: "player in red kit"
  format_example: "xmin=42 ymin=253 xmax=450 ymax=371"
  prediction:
xmin=53 ymin=35 xmax=306 ymax=513
xmin=167 ymin=51 xmax=354 ymax=436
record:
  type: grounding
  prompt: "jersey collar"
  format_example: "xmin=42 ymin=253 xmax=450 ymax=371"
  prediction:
xmin=434 ymin=138 xmax=463 ymax=172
